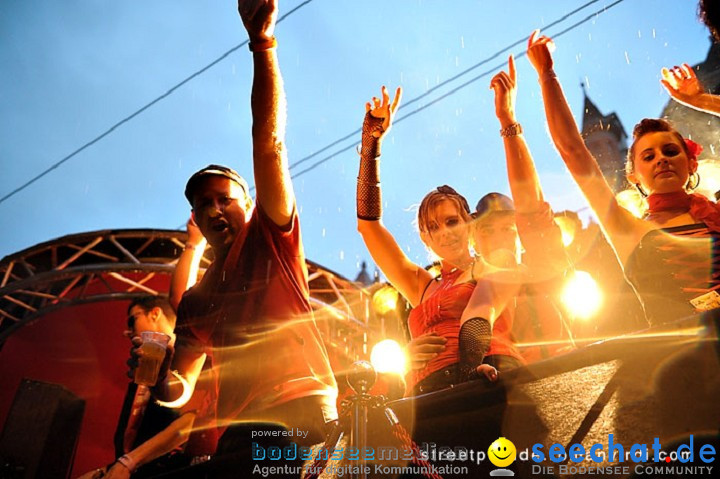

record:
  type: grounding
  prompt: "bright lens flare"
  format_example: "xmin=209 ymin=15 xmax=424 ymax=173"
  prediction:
xmin=155 ymin=370 xmax=193 ymax=409
xmin=616 ymin=189 xmax=647 ymax=219
xmin=561 ymin=270 xmax=603 ymax=320
xmin=372 ymin=284 xmax=399 ymax=315
xmin=553 ymin=216 xmax=577 ymax=247
xmin=370 ymin=339 xmax=407 ymax=375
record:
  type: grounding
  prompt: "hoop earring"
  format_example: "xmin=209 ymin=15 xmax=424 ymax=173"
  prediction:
xmin=634 ymin=183 xmax=648 ymax=198
xmin=686 ymin=171 xmax=701 ymax=191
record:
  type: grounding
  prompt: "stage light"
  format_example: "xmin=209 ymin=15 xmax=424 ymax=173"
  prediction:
xmin=370 ymin=339 xmax=407 ymax=375
xmin=553 ymin=216 xmax=577 ymax=247
xmin=372 ymin=284 xmax=399 ymax=315
xmin=561 ymin=270 xmax=602 ymax=320
xmin=616 ymin=189 xmax=647 ymax=219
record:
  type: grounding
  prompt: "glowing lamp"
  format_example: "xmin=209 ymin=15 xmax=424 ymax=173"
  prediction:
xmin=561 ymin=270 xmax=603 ymax=320
xmin=372 ymin=284 xmax=399 ymax=315
xmin=370 ymin=339 xmax=407 ymax=375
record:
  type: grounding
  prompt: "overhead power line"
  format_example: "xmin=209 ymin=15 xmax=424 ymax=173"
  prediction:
xmin=2 ymin=0 xmax=627 ymax=204
xmin=283 ymin=0 xmax=628 ymax=184
xmin=0 ymin=0 xmax=315 ymax=206
xmin=284 ymin=0 xmax=607 ymax=175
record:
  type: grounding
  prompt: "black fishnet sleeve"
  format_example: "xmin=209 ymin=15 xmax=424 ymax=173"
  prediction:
xmin=356 ymin=112 xmax=385 ymax=220
xmin=459 ymin=317 xmax=492 ymax=381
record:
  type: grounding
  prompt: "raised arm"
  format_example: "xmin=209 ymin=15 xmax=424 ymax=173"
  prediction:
xmin=238 ymin=0 xmax=293 ymax=226
xmin=356 ymin=86 xmax=432 ymax=307
xmin=490 ymin=56 xmax=570 ymax=275
xmin=526 ymin=32 xmax=603 ymax=184
xmin=661 ymin=63 xmax=720 ymax=116
xmin=169 ymin=218 xmax=206 ymax=312
xmin=490 ymin=55 xmax=545 ymax=212
xmin=526 ymin=31 xmax=648 ymax=263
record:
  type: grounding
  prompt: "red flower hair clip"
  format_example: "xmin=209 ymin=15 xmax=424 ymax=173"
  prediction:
xmin=684 ymin=138 xmax=704 ymax=159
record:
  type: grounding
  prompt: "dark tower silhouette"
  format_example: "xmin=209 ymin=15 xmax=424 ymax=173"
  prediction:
xmin=581 ymin=84 xmax=629 ymax=193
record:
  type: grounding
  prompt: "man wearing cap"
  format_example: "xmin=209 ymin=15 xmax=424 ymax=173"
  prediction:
xmin=473 ymin=54 xmax=573 ymax=363
xmin=472 ymin=192 xmax=571 ymax=365
xmin=151 ymin=0 xmax=338 ymax=452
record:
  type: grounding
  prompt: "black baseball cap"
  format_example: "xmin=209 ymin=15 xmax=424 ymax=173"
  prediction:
xmin=474 ymin=192 xmax=515 ymax=219
xmin=184 ymin=164 xmax=250 ymax=205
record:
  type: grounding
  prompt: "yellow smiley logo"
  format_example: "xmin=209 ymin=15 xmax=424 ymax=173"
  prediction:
xmin=488 ymin=437 xmax=517 ymax=468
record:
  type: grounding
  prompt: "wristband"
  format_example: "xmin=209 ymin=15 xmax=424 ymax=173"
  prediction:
xmin=361 ymin=111 xmax=385 ymax=159
xmin=356 ymin=112 xmax=385 ymax=220
xmin=458 ymin=317 xmax=492 ymax=381
xmin=116 ymin=454 xmax=137 ymax=473
xmin=249 ymin=36 xmax=277 ymax=52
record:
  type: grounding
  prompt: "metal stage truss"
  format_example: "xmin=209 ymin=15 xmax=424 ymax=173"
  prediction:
xmin=0 ymin=229 xmax=375 ymax=362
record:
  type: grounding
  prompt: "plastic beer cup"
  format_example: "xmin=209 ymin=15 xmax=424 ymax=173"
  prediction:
xmin=134 ymin=331 xmax=170 ymax=386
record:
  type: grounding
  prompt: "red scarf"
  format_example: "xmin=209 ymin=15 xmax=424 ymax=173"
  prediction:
xmin=647 ymin=191 xmax=720 ymax=232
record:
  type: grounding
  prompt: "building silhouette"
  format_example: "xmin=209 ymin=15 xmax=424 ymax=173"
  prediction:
xmin=581 ymin=86 xmax=629 ymax=193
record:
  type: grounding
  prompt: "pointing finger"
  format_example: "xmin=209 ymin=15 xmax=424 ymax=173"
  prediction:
xmin=390 ymin=86 xmax=402 ymax=113
xmin=529 ymin=29 xmax=539 ymax=49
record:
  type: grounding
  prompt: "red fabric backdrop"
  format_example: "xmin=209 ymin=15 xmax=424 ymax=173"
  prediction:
xmin=0 ymin=276 xmax=169 ymax=477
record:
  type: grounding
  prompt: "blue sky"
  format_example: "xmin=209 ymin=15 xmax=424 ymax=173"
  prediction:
xmin=0 ymin=0 xmax=713 ymax=279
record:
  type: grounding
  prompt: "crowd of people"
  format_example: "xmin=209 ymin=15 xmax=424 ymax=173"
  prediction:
xmin=76 ymin=0 xmax=720 ymax=477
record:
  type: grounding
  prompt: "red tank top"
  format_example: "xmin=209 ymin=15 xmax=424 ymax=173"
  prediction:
xmin=407 ymin=268 xmax=471 ymax=391
xmin=406 ymin=268 xmax=524 ymax=392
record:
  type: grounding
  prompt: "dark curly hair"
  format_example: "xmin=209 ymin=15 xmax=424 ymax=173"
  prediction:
xmin=699 ymin=0 xmax=720 ymax=42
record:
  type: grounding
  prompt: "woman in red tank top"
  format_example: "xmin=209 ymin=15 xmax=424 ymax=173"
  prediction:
xmin=355 ymin=87 xmax=503 ymax=395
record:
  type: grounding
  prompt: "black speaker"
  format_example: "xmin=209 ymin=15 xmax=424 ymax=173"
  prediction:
xmin=0 ymin=379 xmax=85 ymax=479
